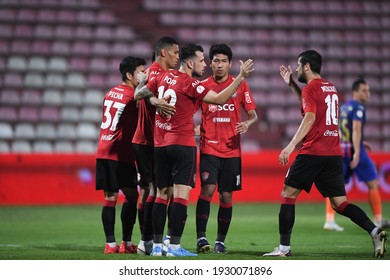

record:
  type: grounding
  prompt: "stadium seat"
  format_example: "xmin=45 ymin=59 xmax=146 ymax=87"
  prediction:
xmin=1 ymin=89 xmax=21 ymax=105
xmin=54 ymin=141 xmax=74 ymax=153
xmin=51 ymin=41 xmax=70 ymax=56
xmin=31 ymin=40 xmax=51 ymax=56
xmin=69 ymin=57 xmax=89 ymax=72
xmin=42 ymin=89 xmax=62 ymax=106
xmin=54 ymin=25 xmax=74 ymax=40
xmin=7 ymin=56 xmax=27 ymax=71
xmin=11 ymin=140 xmax=32 ymax=153
xmin=0 ymin=107 xmax=18 ymax=122
xmin=4 ymin=72 xmax=23 ymax=87
xmin=36 ymin=123 xmax=56 ymax=140
xmin=74 ymin=26 xmax=93 ymax=40
xmin=84 ymin=89 xmax=103 ymax=106
xmin=21 ymin=89 xmax=41 ymax=105
xmin=76 ymin=122 xmax=99 ymax=140
xmin=75 ymin=141 xmax=97 ymax=153
xmin=94 ymin=26 xmax=113 ymax=40
xmin=57 ymin=10 xmax=77 ymax=23
xmin=60 ymin=107 xmax=80 ymax=123
xmin=33 ymin=141 xmax=53 ymax=153
xmin=63 ymin=89 xmax=82 ymax=106
xmin=25 ymin=73 xmax=44 ymax=88
xmin=27 ymin=56 xmax=47 ymax=71
xmin=0 ymin=122 xmax=14 ymax=140
xmin=39 ymin=107 xmax=60 ymax=123
xmin=80 ymin=107 xmax=101 ymax=123
xmin=14 ymin=123 xmax=35 ymax=140
xmin=89 ymin=57 xmax=108 ymax=73
xmin=65 ymin=73 xmax=86 ymax=88
xmin=47 ymin=57 xmax=68 ymax=72
xmin=45 ymin=73 xmax=65 ymax=88
xmin=57 ymin=123 xmax=77 ymax=140
xmin=0 ymin=141 xmax=10 ymax=153
xmin=17 ymin=8 xmax=36 ymax=23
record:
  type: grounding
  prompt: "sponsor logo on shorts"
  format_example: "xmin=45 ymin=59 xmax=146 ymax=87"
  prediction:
xmin=201 ymin=172 xmax=209 ymax=181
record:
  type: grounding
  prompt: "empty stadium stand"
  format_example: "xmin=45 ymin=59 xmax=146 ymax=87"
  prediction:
xmin=0 ymin=0 xmax=389 ymax=153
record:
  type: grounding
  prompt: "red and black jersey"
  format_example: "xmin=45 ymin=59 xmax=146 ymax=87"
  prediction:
xmin=96 ymin=84 xmax=138 ymax=163
xmin=132 ymin=62 xmax=165 ymax=146
xmin=146 ymin=70 xmax=209 ymax=147
xmin=198 ymin=75 xmax=256 ymax=158
xmin=299 ymin=78 xmax=342 ymax=156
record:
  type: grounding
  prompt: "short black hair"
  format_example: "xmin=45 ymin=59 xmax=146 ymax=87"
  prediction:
xmin=180 ymin=43 xmax=204 ymax=63
xmin=352 ymin=78 xmax=367 ymax=92
xmin=154 ymin=36 xmax=179 ymax=58
xmin=209 ymin=43 xmax=233 ymax=61
xmin=119 ymin=56 xmax=146 ymax=81
xmin=298 ymin=50 xmax=322 ymax=74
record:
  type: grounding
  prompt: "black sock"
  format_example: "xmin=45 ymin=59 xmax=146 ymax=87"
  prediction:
xmin=121 ymin=200 xmax=137 ymax=242
xmin=279 ymin=203 xmax=295 ymax=246
xmin=337 ymin=202 xmax=376 ymax=234
xmin=102 ymin=203 xmax=116 ymax=243
xmin=152 ymin=199 xmax=167 ymax=243
xmin=196 ymin=197 xmax=210 ymax=239
xmin=167 ymin=198 xmax=173 ymax=236
xmin=137 ymin=205 xmax=144 ymax=236
xmin=142 ymin=196 xmax=155 ymax=241
xmin=216 ymin=202 xmax=232 ymax=243
xmin=170 ymin=199 xmax=188 ymax=245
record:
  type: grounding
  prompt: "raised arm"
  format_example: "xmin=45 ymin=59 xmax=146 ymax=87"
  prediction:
xmin=134 ymin=71 xmax=153 ymax=100
xmin=280 ymin=65 xmax=302 ymax=101
xmin=203 ymin=59 xmax=255 ymax=105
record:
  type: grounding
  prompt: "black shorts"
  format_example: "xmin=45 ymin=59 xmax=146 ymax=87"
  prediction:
xmin=154 ymin=145 xmax=197 ymax=189
xmin=284 ymin=154 xmax=346 ymax=197
xmin=200 ymin=154 xmax=242 ymax=192
xmin=96 ymin=159 xmax=138 ymax=192
xmin=132 ymin=143 xmax=155 ymax=188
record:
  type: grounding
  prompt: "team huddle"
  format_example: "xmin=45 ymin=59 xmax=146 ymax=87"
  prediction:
xmin=95 ymin=36 xmax=387 ymax=258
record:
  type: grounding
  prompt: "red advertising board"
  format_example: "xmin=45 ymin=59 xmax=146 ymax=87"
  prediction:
xmin=0 ymin=152 xmax=389 ymax=205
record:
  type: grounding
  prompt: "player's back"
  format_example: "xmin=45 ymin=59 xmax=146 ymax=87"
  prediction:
xmin=299 ymin=78 xmax=342 ymax=156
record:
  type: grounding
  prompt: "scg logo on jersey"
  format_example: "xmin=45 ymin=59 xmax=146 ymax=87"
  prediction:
xmin=208 ymin=104 xmax=235 ymax=112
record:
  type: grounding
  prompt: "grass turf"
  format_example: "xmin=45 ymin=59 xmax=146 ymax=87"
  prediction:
xmin=0 ymin=202 xmax=388 ymax=260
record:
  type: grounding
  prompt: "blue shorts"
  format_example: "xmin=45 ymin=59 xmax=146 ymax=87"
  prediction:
xmin=344 ymin=148 xmax=377 ymax=183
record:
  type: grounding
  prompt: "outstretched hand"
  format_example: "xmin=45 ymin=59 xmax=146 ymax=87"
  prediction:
xmin=279 ymin=65 xmax=293 ymax=86
xmin=238 ymin=59 xmax=255 ymax=78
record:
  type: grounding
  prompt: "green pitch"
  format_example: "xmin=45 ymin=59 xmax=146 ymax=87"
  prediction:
xmin=0 ymin=203 xmax=388 ymax=260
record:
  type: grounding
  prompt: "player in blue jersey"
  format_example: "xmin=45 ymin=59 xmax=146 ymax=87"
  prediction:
xmin=323 ymin=78 xmax=390 ymax=231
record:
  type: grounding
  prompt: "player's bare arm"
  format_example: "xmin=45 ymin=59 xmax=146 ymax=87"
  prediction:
xmin=279 ymin=112 xmax=315 ymax=166
xmin=350 ymin=119 xmax=362 ymax=169
xmin=203 ymin=59 xmax=255 ymax=105
xmin=236 ymin=109 xmax=258 ymax=135
xmin=134 ymin=71 xmax=152 ymax=100
xmin=134 ymin=86 xmax=153 ymax=100
xmin=280 ymin=65 xmax=302 ymax=101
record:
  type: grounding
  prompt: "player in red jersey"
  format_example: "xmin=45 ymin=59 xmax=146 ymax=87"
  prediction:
xmin=263 ymin=50 xmax=387 ymax=258
xmin=95 ymin=56 xmax=174 ymax=254
xmin=194 ymin=43 xmax=258 ymax=254
xmin=132 ymin=37 xmax=179 ymax=255
xmin=135 ymin=43 xmax=254 ymax=257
